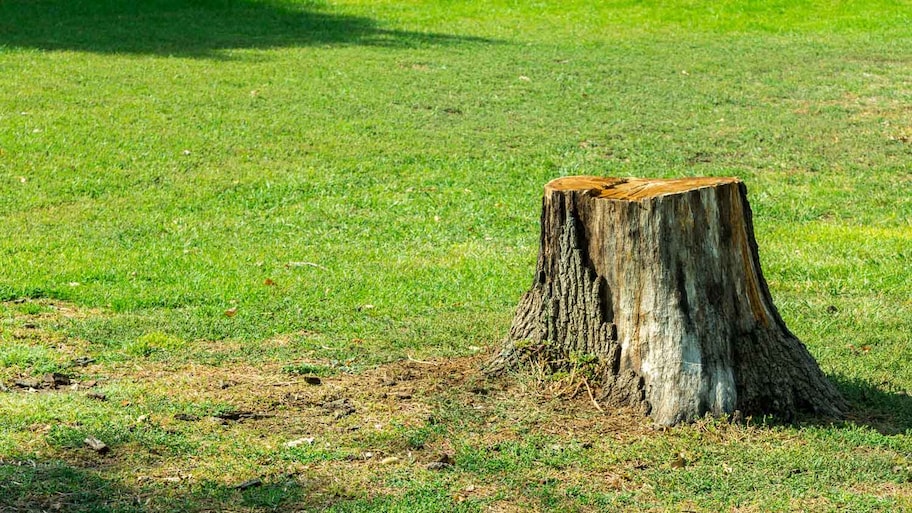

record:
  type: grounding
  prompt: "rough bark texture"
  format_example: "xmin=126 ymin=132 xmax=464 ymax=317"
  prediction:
xmin=489 ymin=176 xmax=846 ymax=426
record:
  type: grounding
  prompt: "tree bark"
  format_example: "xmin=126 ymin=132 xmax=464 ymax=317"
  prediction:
xmin=489 ymin=176 xmax=846 ymax=426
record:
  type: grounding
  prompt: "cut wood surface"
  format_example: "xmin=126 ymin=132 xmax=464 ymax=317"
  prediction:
xmin=489 ymin=176 xmax=846 ymax=425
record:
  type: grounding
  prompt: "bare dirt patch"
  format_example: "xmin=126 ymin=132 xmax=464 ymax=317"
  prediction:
xmin=0 ymin=299 xmax=102 ymax=387
xmin=1 ymin=304 xmax=658 ymax=509
xmin=130 ymin=352 xmax=653 ymax=446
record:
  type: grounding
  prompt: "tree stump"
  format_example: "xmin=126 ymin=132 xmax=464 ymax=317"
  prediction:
xmin=488 ymin=176 xmax=846 ymax=425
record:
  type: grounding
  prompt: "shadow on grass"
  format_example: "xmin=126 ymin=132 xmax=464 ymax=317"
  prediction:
xmin=0 ymin=459 xmax=325 ymax=512
xmin=0 ymin=461 xmax=139 ymax=513
xmin=743 ymin=376 xmax=912 ymax=436
xmin=831 ymin=375 xmax=912 ymax=435
xmin=0 ymin=0 xmax=492 ymax=58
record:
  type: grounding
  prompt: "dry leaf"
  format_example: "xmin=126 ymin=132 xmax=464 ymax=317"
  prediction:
xmin=224 ymin=307 xmax=238 ymax=317
xmin=670 ymin=454 xmax=687 ymax=468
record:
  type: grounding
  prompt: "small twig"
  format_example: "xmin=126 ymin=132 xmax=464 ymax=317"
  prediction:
xmin=268 ymin=381 xmax=302 ymax=386
xmin=569 ymin=378 xmax=585 ymax=399
xmin=583 ymin=378 xmax=604 ymax=412
xmin=233 ymin=478 xmax=263 ymax=490
xmin=285 ymin=261 xmax=327 ymax=270
xmin=551 ymin=376 xmax=578 ymax=398
xmin=406 ymin=355 xmax=439 ymax=365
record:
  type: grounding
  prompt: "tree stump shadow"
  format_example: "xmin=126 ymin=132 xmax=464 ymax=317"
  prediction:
xmin=828 ymin=375 xmax=912 ymax=435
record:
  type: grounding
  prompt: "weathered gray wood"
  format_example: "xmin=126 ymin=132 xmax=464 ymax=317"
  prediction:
xmin=489 ymin=176 xmax=846 ymax=425
xmin=84 ymin=436 xmax=109 ymax=454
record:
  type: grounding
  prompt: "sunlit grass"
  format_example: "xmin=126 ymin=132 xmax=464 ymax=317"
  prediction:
xmin=1 ymin=0 xmax=911 ymax=511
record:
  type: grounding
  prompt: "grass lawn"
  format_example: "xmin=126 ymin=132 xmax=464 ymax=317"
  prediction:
xmin=1 ymin=0 xmax=911 ymax=511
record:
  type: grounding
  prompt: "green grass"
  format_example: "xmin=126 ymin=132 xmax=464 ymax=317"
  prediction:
xmin=1 ymin=0 xmax=911 ymax=511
